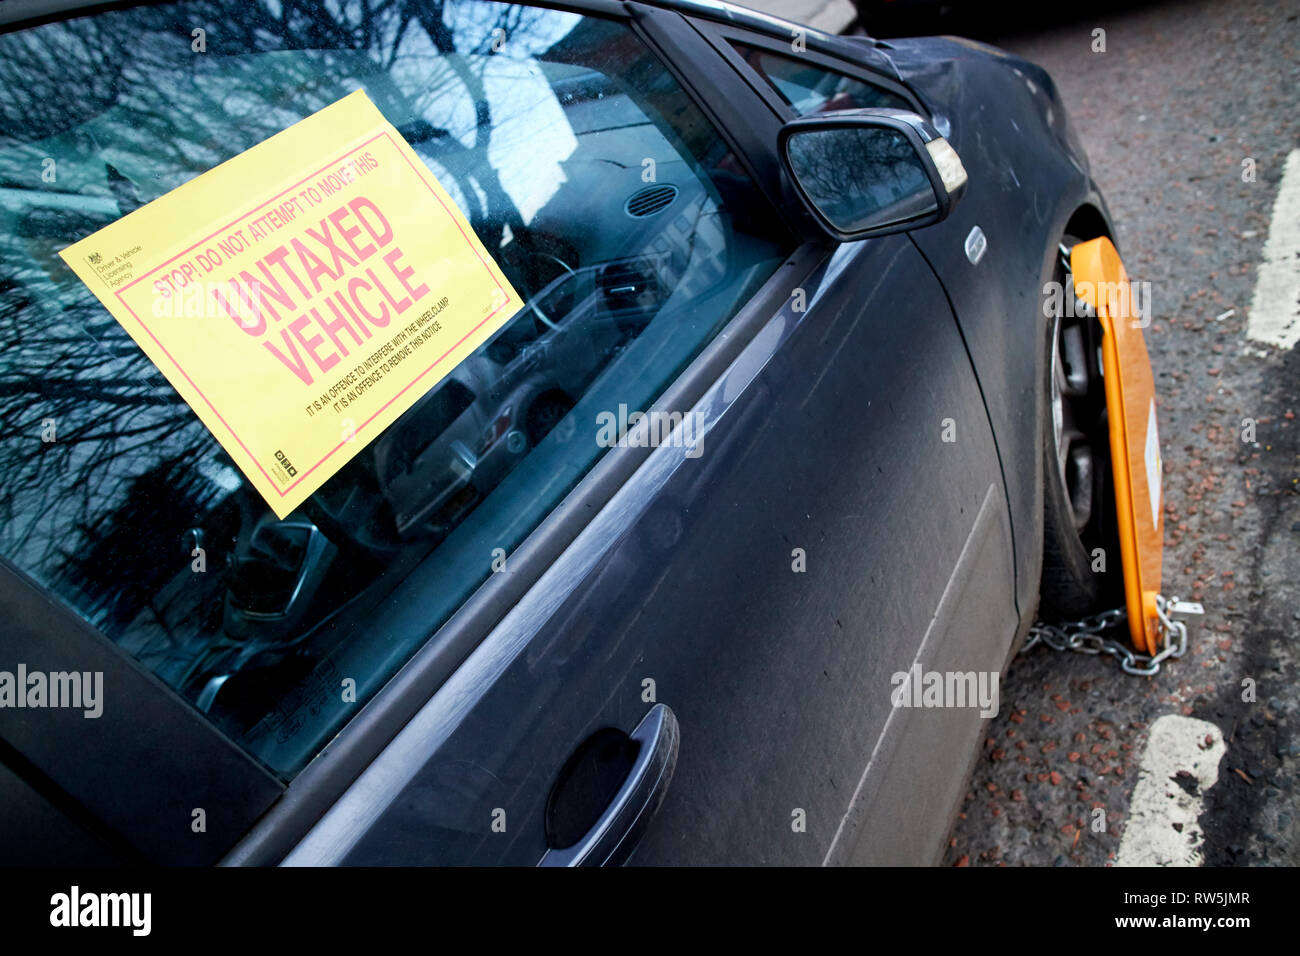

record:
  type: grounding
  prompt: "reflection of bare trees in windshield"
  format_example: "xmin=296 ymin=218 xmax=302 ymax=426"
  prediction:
xmin=0 ymin=0 xmax=551 ymax=204
xmin=0 ymin=1 xmax=552 ymax=574
xmin=0 ymin=0 xmax=568 ymax=665
xmin=0 ymin=249 xmax=200 ymax=572
xmin=0 ymin=16 xmax=127 ymax=143
xmin=787 ymin=126 xmax=932 ymax=231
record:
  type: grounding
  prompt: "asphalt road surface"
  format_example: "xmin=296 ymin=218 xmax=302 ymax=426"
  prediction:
xmin=931 ymin=0 xmax=1300 ymax=867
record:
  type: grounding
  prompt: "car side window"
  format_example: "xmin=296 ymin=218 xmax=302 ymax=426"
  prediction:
xmin=733 ymin=44 xmax=912 ymax=115
xmin=0 ymin=0 xmax=792 ymax=777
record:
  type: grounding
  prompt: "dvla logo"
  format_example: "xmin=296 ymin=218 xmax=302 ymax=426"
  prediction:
xmin=50 ymin=886 xmax=151 ymax=936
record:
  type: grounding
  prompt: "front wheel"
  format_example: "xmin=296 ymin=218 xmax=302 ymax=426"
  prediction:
xmin=1038 ymin=236 xmax=1123 ymax=619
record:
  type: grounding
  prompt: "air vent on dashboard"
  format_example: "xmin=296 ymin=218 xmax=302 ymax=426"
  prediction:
xmin=597 ymin=256 xmax=663 ymax=317
xmin=624 ymin=183 xmax=678 ymax=218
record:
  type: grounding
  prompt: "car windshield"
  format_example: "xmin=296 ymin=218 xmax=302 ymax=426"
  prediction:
xmin=0 ymin=0 xmax=790 ymax=776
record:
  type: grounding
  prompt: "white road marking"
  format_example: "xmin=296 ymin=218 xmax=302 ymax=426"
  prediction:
xmin=1115 ymin=715 xmax=1226 ymax=867
xmin=1246 ymin=148 xmax=1300 ymax=349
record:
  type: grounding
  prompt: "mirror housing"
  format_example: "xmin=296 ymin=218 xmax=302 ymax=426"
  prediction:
xmin=778 ymin=109 xmax=968 ymax=242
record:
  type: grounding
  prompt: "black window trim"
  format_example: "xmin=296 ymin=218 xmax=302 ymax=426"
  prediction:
xmin=0 ymin=557 xmax=284 ymax=864
xmin=685 ymin=15 xmax=928 ymax=123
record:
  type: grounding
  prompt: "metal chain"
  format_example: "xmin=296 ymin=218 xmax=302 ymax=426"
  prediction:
xmin=1022 ymin=595 xmax=1194 ymax=676
xmin=1036 ymin=249 xmax=1198 ymax=676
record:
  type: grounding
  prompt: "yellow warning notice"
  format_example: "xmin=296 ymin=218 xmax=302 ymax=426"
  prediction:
xmin=60 ymin=89 xmax=519 ymax=519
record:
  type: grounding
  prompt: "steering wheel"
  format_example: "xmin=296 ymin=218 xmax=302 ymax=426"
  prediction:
xmin=520 ymin=251 xmax=578 ymax=332
xmin=303 ymin=455 xmax=403 ymax=557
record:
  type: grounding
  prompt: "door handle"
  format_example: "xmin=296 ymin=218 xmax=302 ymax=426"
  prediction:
xmin=539 ymin=703 xmax=679 ymax=867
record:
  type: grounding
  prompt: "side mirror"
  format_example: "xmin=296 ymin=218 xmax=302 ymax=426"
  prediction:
xmin=778 ymin=109 xmax=968 ymax=241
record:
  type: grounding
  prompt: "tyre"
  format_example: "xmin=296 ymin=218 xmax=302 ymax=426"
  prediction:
xmin=1038 ymin=235 xmax=1124 ymax=619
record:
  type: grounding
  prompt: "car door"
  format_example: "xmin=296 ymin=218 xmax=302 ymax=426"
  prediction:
xmin=272 ymin=5 xmax=1018 ymax=867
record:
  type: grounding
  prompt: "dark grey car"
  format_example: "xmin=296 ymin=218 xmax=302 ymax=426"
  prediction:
xmin=0 ymin=0 xmax=1121 ymax=865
